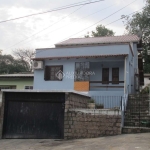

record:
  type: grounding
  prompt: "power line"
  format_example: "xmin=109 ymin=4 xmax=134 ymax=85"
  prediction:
xmin=104 ymin=7 xmax=144 ymax=27
xmin=7 ymin=0 xmax=140 ymax=53
xmin=7 ymin=4 xmax=115 ymax=48
xmin=34 ymin=0 xmax=141 ymax=54
xmin=0 ymin=0 xmax=104 ymax=24
xmin=84 ymin=7 xmax=145 ymax=37
xmin=55 ymin=0 xmax=138 ymax=45
xmin=6 ymin=5 xmax=85 ymax=49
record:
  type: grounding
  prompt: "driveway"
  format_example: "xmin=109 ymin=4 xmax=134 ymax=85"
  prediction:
xmin=0 ymin=133 xmax=150 ymax=150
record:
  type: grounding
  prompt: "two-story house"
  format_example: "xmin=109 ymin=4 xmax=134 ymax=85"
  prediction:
xmin=33 ymin=35 xmax=142 ymax=108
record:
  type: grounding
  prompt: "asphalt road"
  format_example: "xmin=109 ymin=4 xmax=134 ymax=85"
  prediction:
xmin=0 ymin=133 xmax=150 ymax=150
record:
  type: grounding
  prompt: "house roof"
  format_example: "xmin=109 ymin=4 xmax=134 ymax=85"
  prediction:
xmin=0 ymin=74 xmax=34 ymax=78
xmin=33 ymin=54 xmax=127 ymax=60
xmin=55 ymin=35 xmax=139 ymax=47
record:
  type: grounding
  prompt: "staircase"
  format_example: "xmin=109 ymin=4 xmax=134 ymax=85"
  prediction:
xmin=122 ymin=94 xmax=150 ymax=134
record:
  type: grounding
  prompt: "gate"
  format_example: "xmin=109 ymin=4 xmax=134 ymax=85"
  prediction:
xmin=3 ymin=92 xmax=65 ymax=139
xmin=124 ymin=94 xmax=150 ymax=128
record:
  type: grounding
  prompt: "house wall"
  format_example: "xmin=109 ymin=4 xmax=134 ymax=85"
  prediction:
xmin=127 ymin=43 xmax=138 ymax=94
xmin=90 ymin=61 xmax=124 ymax=91
xmin=34 ymin=44 xmax=138 ymax=105
xmin=0 ymin=78 xmax=33 ymax=89
xmin=34 ymin=59 xmax=75 ymax=90
xmin=36 ymin=45 xmax=129 ymax=58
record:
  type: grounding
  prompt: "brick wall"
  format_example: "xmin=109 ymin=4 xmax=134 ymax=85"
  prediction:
xmin=65 ymin=93 xmax=90 ymax=110
xmin=64 ymin=110 xmax=121 ymax=139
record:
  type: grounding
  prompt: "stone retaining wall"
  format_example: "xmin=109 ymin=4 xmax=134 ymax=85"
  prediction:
xmin=64 ymin=110 xmax=121 ymax=139
xmin=65 ymin=93 xmax=90 ymax=110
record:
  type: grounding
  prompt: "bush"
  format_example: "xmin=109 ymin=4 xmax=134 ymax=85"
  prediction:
xmin=88 ymin=99 xmax=95 ymax=103
xmin=95 ymin=104 xmax=104 ymax=109
xmin=141 ymin=84 xmax=150 ymax=94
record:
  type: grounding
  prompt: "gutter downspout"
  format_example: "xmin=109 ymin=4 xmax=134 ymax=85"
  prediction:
xmin=124 ymin=56 xmax=127 ymax=94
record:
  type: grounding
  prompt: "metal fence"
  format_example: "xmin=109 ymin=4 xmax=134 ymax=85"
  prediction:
xmin=91 ymin=95 xmax=122 ymax=109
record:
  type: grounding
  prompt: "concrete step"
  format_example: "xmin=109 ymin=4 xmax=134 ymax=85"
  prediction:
xmin=125 ymin=116 xmax=150 ymax=120
xmin=125 ymin=112 xmax=149 ymax=115
xmin=127 ymin=103 xmax=149 ymax=106
xmin=124 ymin=118 xmax=150 ymax=122
xmin=125 ymin=109 xmax=149 ymax=112
xmin=122 ymin=126 xmax=150 ymax=134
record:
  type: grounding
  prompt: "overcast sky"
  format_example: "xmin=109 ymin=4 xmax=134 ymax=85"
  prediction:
xmin=0 ymin=0 xmax=145 ymax=54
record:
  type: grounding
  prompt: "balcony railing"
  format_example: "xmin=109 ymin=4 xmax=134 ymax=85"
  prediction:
xmin=92 ymin=95 xmax=122 ymax=109
xmin=90 ymin=81 xmax=124 ymax=89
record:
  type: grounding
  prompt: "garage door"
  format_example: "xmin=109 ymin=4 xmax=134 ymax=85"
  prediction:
xmin=3 ymin=92 xmax=65 ymax=139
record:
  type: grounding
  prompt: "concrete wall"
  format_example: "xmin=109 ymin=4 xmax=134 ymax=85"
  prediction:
xmin=0 ymin=78 xmax=33 ymax=89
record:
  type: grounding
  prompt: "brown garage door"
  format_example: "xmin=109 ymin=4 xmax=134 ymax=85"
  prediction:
xmin=3 ymin=92 xmax=65 ymax=139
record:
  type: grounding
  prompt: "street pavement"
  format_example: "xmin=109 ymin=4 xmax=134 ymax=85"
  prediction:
xmin=0 ymin=133 xmax=150 ymax=150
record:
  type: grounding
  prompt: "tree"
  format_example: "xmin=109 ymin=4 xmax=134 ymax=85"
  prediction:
xmin=0 ymin=54 xmax=28 ymax=74
xmin=123 ymin=0 xmax=150 ymax=73
xmin=85 ymin=24 xmax=115 ymax=37
xmin=13 ymin=49 xmax=35 ymax=72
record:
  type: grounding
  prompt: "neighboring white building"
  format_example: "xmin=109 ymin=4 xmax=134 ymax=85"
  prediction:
xmin=143 ymin=74 xmax=150 ymax=88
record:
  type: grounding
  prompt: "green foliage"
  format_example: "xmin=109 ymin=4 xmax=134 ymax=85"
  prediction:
xmin=123 ymin=0 xmax=150 ymax=73
xmin=140 ymin=84 xmax=150 ymax=94
xmin=85 ymin=24 xmax=115 ymax=37
xmin=95 ymin=103 xmax=104 ymax=109
xmin=88 ymin=98 xmax=95 ymax=103
xmin=0 ymin=54 xmax=28 ymax=74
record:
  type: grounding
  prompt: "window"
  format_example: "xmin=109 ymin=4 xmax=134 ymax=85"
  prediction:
xmin=0 ymin=86 xmax=16 ymax=91
xmin=112 ymin=68 xmax=119 ymax=84
xmin=102 ymin=68 xmax=109 ymax=84
xmin=25 ymin=86 xmax=33 ymax=89
xmin=75 ymin=62 xmax=90 ymax=81
xmin=44 ymin=65 xmax=63 ymax=81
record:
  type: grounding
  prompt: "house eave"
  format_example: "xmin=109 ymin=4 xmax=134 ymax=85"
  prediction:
xmin=33 ymin=54 xmax=128 ymax=61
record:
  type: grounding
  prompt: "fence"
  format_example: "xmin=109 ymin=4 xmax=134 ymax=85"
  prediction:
xmin=91 ymin=95 xmax=122 ymax=109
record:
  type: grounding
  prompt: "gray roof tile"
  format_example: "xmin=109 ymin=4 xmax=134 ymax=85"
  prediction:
xmin=55 ymin=35 xmax=139 ymax=47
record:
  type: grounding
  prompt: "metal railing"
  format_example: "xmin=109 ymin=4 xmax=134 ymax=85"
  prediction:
xmin=124 ymin=94 xmax=150 ymax=128
xmin=92 ymin=95 xmax=122 ymax=109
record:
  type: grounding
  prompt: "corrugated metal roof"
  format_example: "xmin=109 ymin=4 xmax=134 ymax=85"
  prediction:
xmin=33 ymin=54 xmax=127 ymax=60
xmin=0 ymin=74 xmax=34 ymax=78
xmin=55 ymin=35 xmax=139 ymax=47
